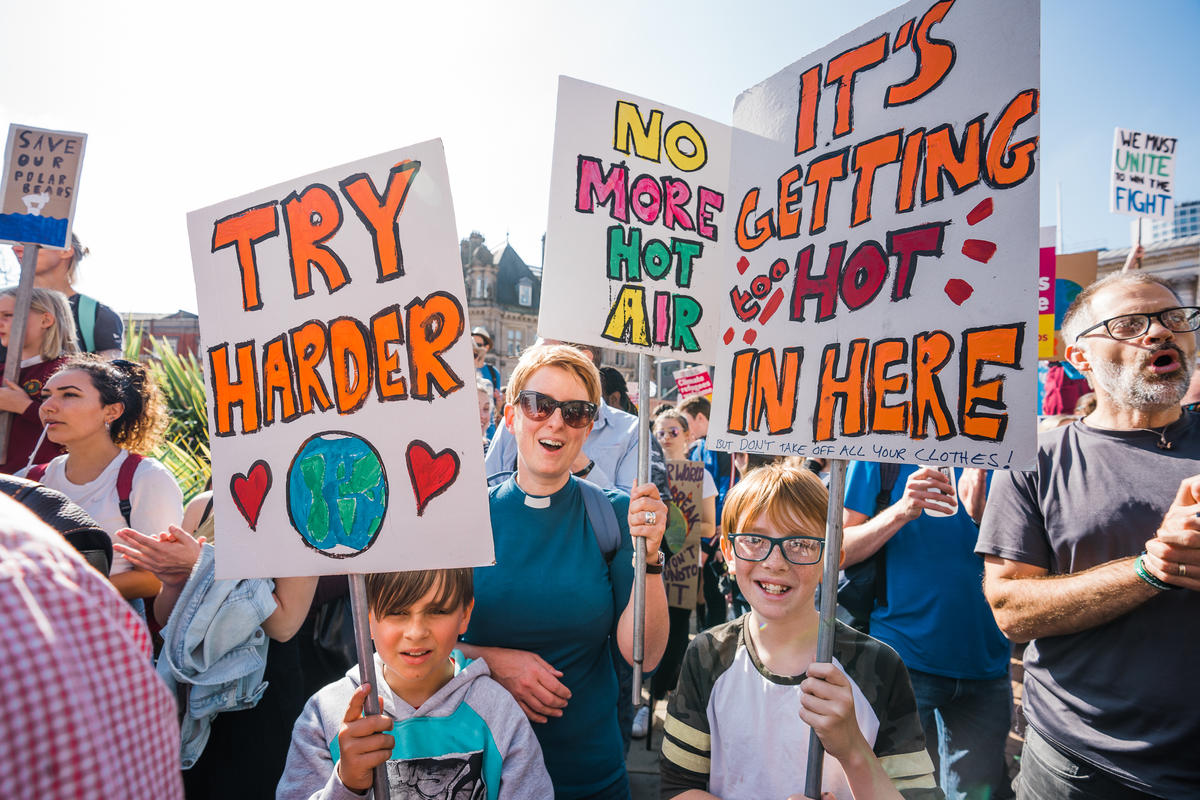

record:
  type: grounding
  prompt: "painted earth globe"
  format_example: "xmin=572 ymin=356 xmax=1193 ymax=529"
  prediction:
xmin=287 ymin=431 xmax=388 ymax=557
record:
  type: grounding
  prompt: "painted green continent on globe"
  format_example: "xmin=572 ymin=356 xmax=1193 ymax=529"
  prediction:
xmin=287 ymin=432 xmax=388 ymax=556
xmin=664 ymin=501 xmax=688 ymax=553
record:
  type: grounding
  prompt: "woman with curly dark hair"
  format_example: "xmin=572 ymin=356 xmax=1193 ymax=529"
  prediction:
xmin=24 ymin=354 xmax=182 ymax=607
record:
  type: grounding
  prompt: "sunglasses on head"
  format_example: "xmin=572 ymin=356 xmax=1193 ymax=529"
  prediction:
xmin=516 ymin=390 xmax=597 ymax=429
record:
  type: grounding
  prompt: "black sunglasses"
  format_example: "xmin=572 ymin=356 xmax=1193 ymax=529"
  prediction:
xmin=517 ymin=390 xmax=597 ymax=429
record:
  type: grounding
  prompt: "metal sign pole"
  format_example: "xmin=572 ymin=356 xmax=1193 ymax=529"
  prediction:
xmin=349 ymin=573 xmax=390 ymax=799
xmin=0 ymin=243 xmax=41 ymax=464
xmin=804 ymin=458 xmax=848 ymax=798
xmin=631 ymin=353 xmax=651 ymax=705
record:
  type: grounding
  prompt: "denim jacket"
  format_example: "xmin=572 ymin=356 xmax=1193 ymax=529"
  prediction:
xmin=156 ymin=544 xmax=277 ymax=768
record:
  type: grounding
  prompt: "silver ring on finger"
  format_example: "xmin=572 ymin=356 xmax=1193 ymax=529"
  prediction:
xmin=1181 ymin=564 xmax=1188 ymax=577
xmin=644 ymin=510 xmax=657 ymax=526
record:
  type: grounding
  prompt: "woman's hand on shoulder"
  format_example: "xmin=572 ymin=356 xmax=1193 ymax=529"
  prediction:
xmin=628 ymin=482 xmax=667 ymax=560
xmin=112 ymin=524 xmax=204 ymax=588
xmin=479 ymin=646 xmax=571 ymax=723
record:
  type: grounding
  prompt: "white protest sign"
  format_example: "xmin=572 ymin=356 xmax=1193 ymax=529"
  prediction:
xmin=1111 ymin=127 xmax=1177 ymax=219
xmin=710 ymin=0 xmax=1039 ymax=471
xmin=188 ymin=140 xmax=494 ymax=579
xmin=540 ymin=76 xmax=730 ymax=365
xmin=0 ymin=125 xmax=87 ymax=247
xmin=674 ymin=365 xmax=713 ymax=400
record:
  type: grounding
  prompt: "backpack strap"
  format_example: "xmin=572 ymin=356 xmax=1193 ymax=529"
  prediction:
xmin=77 ymin=294 xmax=99 ymax=354
xmin=486 ymin=470 xmax=514 ymax=488
xmin=578 ymin=479 xmax=620 ymax=563
xmin=116 ymin=453 xmax=144 ymax=527
xmin=27 ymin=463 xmax=48 ymax=483
xmin=874 ymin=462 xmax=902 ymax=515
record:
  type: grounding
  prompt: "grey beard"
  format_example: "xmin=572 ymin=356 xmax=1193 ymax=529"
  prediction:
xmin=1088 ymin=357 xmax=1192 ymax=409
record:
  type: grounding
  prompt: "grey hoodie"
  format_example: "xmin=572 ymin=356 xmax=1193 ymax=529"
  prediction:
xmin=277 ymin=653 xmax=552 ymax=800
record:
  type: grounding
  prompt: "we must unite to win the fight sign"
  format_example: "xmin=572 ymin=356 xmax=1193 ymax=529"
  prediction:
xmin=709 ymin=0 xmax=1040 ymax=471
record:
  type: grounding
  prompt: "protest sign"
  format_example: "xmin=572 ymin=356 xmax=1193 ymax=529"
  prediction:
xmin=188 ymin=140 xmax=494 ymax=579
xmin=0 ymin=125 xmax=86 ymax=247
xmin=663 ymin=459 xmax=705 ymax=608
xmin=1050 ymin=249 xmax=1098 ymax=359
xmin=540 ymin=77 xmax=730 ymax=364
xmin=1038 ymin=227 xmax=1055 ymax=359
xmin=674 ymin=365 xmax=714 ymax=400
xmin=709 ymin=0 xmax=1040 ymax=471
xmin=1111 ymin=127 xmax=1177 ymax=219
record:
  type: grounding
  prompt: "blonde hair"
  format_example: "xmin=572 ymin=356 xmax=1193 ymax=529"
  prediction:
xmin=721 ymin=461 xmax=829 ymax=543
xmin=505 ymin=344 xmax=601 ymax=407
xmin=0 ymin=287 xmax=79 ymax=360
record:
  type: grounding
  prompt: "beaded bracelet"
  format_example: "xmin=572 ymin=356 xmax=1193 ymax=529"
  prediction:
xmin=1134 ymin=553 xmax=1177 ymax=591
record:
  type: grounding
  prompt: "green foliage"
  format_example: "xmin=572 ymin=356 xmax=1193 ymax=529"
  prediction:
xmin=125 ymin=325 xmax=211 ymax=502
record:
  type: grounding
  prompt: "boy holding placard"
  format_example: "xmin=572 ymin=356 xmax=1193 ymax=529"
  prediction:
xmin=660 ymin=462 xmax=940 ymax=800
xmin=278 ymin=568 xmax=552 ymax=799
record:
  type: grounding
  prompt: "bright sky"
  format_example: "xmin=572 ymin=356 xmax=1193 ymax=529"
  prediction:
xmin=2 ymin=0 xmax=1196 ymax=314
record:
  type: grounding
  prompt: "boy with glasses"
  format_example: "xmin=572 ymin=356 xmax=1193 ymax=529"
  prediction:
xmin=660 ymin=462 xmax=940 ymax=800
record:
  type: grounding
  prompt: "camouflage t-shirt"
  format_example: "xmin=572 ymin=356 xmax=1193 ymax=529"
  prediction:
xmin=660 ymin=615 xmax=941 ymax=800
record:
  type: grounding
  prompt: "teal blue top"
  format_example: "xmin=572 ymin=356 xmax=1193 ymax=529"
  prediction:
xmin=466 ymin=476 xmax=633 ymax=799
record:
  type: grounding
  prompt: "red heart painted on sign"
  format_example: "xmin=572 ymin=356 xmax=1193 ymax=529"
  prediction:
xmin=406 ymin=440 xmax=460 ymax=516
xmin=230 ymin=460 xmax=272 ymax=530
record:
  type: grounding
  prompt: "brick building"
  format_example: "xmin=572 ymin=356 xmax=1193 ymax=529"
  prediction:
xmin=460 ymin=231 xmax=645 ymax=392
xmin=125 ymin=310 xmax=201 ymax=357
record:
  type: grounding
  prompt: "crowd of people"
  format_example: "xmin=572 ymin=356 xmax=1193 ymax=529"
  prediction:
xmin=1 ymin=239 xmax=1198 ymax=800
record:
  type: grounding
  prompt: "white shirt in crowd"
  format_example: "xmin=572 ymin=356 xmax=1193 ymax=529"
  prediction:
xmin=22 ymin=451 xmax=183 ymax=575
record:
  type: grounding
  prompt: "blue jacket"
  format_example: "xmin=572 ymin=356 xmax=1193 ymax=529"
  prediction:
xmin=156 ymin=544 xmax=277 ymax=768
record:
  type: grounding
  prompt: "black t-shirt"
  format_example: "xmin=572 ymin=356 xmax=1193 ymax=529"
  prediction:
xmin=978 ymin=414 xmax=1200 ymax=795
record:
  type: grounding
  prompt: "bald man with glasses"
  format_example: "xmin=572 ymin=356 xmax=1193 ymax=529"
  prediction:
xmin=978 ymin=271 xmax=1200 ymax=799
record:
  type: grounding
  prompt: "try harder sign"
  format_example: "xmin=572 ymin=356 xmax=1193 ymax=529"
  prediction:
xmin=188 ymin=140 xmax=493 ymax=579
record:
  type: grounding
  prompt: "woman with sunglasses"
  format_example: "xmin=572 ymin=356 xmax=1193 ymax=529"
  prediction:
xmin=25 ymin=355 xmax=182 ymax=611
xmin=459 ymin=344 xmax=670 ymax=800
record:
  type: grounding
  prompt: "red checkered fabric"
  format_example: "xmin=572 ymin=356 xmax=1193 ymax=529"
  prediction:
xmin=0 ymin=496 xmax=183 ymax=799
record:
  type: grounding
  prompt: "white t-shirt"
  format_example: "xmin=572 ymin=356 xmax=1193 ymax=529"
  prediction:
xmin=701 ymin=469 xmax=716 ymax=500
xmin=23 ymin=451 xmax=183 ymax=576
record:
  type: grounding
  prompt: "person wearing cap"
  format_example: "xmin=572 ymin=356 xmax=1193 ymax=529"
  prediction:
xmin=472 ymin=326 xmax=503 ymax=435
xmin=10 ymin=234 xmax=123 ymax=359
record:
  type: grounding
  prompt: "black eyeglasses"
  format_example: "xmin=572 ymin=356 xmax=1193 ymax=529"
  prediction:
xmin=654 ymin=428 xmax=683 ymax=440
xmin=516 ymin=390 xmax=597 ymax=429
xmin=728 ymin=534 xmax=825 ymax=565
xmin=1076 ymin=306 xmax=1200 ymax=341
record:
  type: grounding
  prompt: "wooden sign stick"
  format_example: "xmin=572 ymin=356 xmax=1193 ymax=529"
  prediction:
xmin=0 ymin=243 xmax=41 ymax=464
